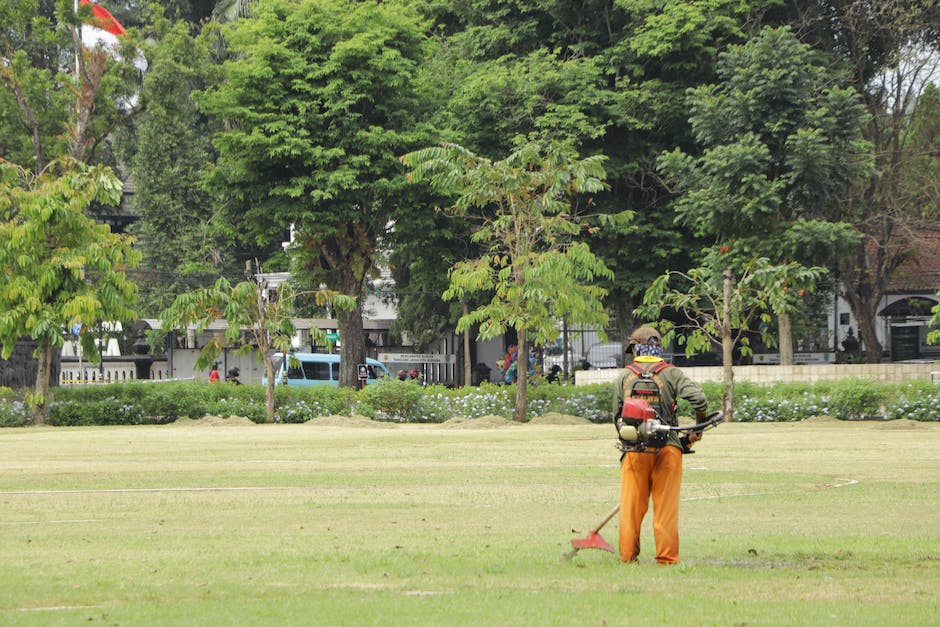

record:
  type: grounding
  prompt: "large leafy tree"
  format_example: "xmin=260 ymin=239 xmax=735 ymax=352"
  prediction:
xmin=407 ymin=1 xmax=777 ymax=344
xmin=402 ymin=141 xmax=615 ymax=421
xmin=657 ymin=27 xmax=873 ymax=363
xmin=1 ymin=0 xmax=142 ymax=169
xmin=122 ymin=10 xmax=240 ymax=315
xmin=783 ymin=0 xmax=940 ymax=361
xmin=1 ymin=0 xmax=144 ymax=407
xmin=0 ymin=159 xmax=140 ymax=424
xmin=198 ymin=0 xmax=434 ymax=388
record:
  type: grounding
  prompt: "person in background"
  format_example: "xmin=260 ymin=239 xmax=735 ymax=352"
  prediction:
xmin=209 ymin=363 xmax=220 ymax=383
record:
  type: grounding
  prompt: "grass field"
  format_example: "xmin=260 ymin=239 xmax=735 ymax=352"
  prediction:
xmin=1 ymin=416 xmax=938 ymax=626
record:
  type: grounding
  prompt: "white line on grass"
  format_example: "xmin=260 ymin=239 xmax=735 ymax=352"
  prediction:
xmin=1 ymin=519 xmax=102 ymax=525
xmin=681 ymin=477 xmax=859 ymax=502
xmin=0 ymin=486 xmax=297 ymax=496
xmin=18 ymin=605 xmax=107 ymax=612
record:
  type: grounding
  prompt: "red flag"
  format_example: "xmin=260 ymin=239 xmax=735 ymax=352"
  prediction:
xmin=79 ymin=0 xmax=127 ymax=49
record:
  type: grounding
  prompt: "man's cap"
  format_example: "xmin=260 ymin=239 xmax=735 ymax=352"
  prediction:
xmin=628 ymin=326 xmax=662 ymax=346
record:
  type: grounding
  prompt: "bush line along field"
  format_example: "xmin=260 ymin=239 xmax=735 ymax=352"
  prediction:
xmin=1 ymin=377 xmax=938 ymax=427
xmin=0 ymin=419 xmax=937 ymax=625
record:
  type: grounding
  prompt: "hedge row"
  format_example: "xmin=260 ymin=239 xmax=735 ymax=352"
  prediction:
xmin=0 ymin=377 xmax=938 ymax=427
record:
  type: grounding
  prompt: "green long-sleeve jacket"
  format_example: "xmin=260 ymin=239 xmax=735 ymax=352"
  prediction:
xmin=612 ymin=356 xmax=708 ymax=450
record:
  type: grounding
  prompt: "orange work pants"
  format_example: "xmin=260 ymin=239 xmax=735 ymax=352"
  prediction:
xmin=619 ymin=446 xmax=683 ymax=564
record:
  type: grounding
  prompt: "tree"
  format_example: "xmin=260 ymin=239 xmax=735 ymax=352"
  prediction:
xmin=929 ymin=293 xmax=940 ymax=346
xmin=635 ymin=253 xmax=823 ymax=420
xmin=785 ymin=0 xmax=940 ymax=361
xmin=0 ymin=158 xmax=140 ymax=424
xmin=656 ymin=26 xmax=872 ymax=364
xmin=402 ymin=141 xmax=615 ymax=421
xmin=1 ymin=0 xmax=143 ymax=168
xmin=198 ymin=0 xmax=434 ymax=388
xmin=121 ymin=10 xmax=233 ymax=315
xmin=409 ymin=1 xmax=777 ymax=342
xmin=159 ymin=261 xmax=353 ymax=422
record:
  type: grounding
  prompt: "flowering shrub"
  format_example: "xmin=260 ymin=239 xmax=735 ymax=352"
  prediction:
xmin=355 ymin=379 xmax=425 ymax=420
xmin=206 ymin=397 xmax=267 ymax=423
xmin=412 ymin=391 xmax=454 ymax=423
xmin=827 ymin=379 xmax=887 ymax=420
xmin=277 ymin=399 xmax=347 ymax=423
xmin=888 ymin=387 xmax=940 ymax=421
xmin=0 ymin=398 xmax=29 ymax=427
xmin=548 ymin=391 xmax=609 ymax=422
xmin=8 ymin=377 xmax=933 ymax=427
xmin=734 ymin=395 xmax=829 ymax=422
xmin=449 ymin=386 xmax=514 ymax=420
xmin=48 ymin=398 xmax=145 ymax=426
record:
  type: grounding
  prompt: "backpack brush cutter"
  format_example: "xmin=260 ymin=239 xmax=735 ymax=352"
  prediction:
xmin=562 ymin=410 xmax=723 ymax=560
xmin=617 ymin=408 xmax=724 ymax=454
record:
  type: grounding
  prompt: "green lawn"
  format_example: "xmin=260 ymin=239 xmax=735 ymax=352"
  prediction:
xmin=1 ymin=417 xmax=938 ymax=625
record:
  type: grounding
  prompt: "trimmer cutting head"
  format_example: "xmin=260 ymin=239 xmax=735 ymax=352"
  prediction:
xmin=570 ymin=531 xmax=615 ymax=553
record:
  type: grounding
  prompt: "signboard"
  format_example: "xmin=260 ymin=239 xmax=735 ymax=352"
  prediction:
xmin=378 ymin=352 xmax=455 ymax=364
xmin=325 ymin=331 xmax=339 ymax=341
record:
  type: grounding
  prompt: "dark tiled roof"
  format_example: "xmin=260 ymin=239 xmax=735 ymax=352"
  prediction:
xmin=885 ymin=227 xmax=940 ymax=293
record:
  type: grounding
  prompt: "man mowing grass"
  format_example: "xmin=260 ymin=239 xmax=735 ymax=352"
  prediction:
xmin=613 ymin=325 xmax=711 ymax=565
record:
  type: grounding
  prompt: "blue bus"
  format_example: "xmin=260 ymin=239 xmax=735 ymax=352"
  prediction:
xmin=267 ymin=352 xmax=391 ymax=387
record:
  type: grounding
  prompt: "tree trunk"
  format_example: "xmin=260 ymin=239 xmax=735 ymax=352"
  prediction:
xmin=721 ymin=270 xmax=735 ymax=422
xmin=337 ymin=297 xmax=366 ymax=389
xmin=838 ymin=239 xmax=891 ymax=363
xmin=778 ymin=312 xmax=793 ymax=366
xmin=463 ymin=302 xmax=472 ymax=387
xmin=30 ymin=340 xmax=54 ymax=425
xmin=562 ymin=319 xmax=570 ymax=383
xmin=513 ymin=327 xmax=528 ymax=422
xmin=262 ymin=352 xmax=277 ymax=423
xmin=841 ymin=280 xmax=883 ymax=363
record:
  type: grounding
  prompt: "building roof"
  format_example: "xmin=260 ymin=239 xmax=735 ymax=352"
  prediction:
xmin=885 ymin=226 xmax=940 ymax=293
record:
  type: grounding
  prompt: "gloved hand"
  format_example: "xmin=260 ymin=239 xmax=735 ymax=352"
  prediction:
xmin=687 ymin=409 xmax=708 ymax=444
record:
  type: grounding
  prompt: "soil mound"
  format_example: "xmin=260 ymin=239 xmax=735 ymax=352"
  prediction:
xmin=307 ymin=414 xmax=394 ymax=428
xmin=527 ymin=412 xmax=591 ymax=425
xmin=876 ymin=418 xmax=929 ymax=429
xmin=802 ymin=415 xmax=839 ymax=423
xmin=441 ymin=414 xmax=516 ymax=429
xmin=175 ymin=415 xmax=257 ymax=426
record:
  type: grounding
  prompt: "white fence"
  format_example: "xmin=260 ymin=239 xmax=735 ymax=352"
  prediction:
xmin=59 ymin=361 xmax=172 ymax=385
xmin=576 ymin=362 xmax=939 ymax=387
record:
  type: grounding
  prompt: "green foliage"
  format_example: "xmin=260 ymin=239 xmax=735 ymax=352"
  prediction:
xmin=48 ymin=398 xmax=146 ymax=426
xmin=274 ymin=385 xmax=357 ymax=422
xmin=889 ymin=383 xmax=940 ymax=422
xmin=8 ymin=377 xmax=937 ymax=427
xmin=403 ymin=139 xmax=615 ymax=421
xmin=0 ymin=158 xmax=141 ymax=423
xmin=929 ymin=293 xmax=940 ymax=346
xmin=0 ymin=0 xmax=142 ymax=169
xmin=197 ymin=0 xmax=436 ymax=388
xmin=638 ymin=255 xmax=824 ymax=359
xmin=654 ymin=26 xmax=871 ymax=367
xmin=403 ymin=141 xmax=614 ymax=347
xmin=355 ymin=379 xmax=427 ymax=421
xmin=125 ymin=10 xmax=231 ymax=315
xmin=827 ymin=379 xmax=889 ymax=421
xmin=0 ymin=395 xmax=29 ymax=427
xmin=0 ymin=159 xmax=140 ymax=359
xmin=159 ymin=268 xmax=347 ymax=422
